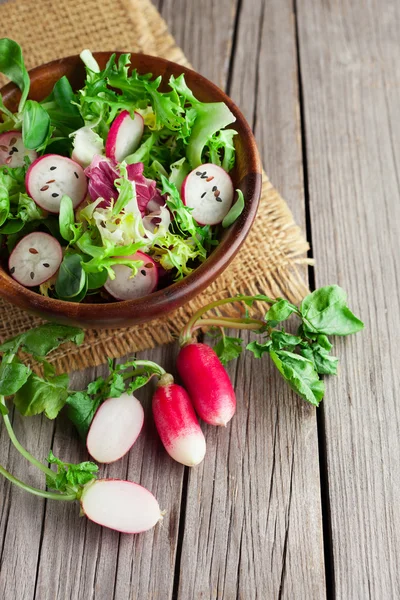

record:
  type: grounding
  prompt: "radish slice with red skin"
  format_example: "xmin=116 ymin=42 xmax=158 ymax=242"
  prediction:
xmin=8 ymin=231 xmax=62 ymax=287
xmin=105 ymin=110 xmax=144 ymax=163
xmin=152 ymin=375 xmax=206 ymax=466
xmin=177 ymin=343 xmax=236 ymax=426
xmin=0 ymin=130 xmax=37 ymax=168
xmin=181 ymin=163 xmax=234 ymax=225
xmin=86 ymin=393 xmax=144 ymax=463
xmin=26 ymin=155 xmax=87 ymax=214
xmin=104 ymin=251 xmax=158 ymax=301
xmin=80 ymin=479 xmax=162 ymax=534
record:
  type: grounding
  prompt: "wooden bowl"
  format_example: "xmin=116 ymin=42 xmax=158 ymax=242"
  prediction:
xmin=0 ymin=53 xmax=262 ymax=328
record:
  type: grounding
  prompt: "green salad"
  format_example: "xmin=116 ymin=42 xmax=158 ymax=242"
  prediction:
xmin=0 ymin=39 xmax=244 ymax=302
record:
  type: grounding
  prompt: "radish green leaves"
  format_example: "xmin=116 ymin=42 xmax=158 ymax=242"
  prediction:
xmin=184 ymin=286 xmax=364 ymax=407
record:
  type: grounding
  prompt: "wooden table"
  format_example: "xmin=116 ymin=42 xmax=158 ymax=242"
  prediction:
xmin=1 ymin=1 xmax=399 ymax=598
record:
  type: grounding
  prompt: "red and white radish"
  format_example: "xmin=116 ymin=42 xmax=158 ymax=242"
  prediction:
xmin=105 ymin=110 xmax=144 ymax=163
xmin=104 ymin=251 xmax=158 ymax=301
xmin=8 ymin=231 xmax=62 ymax=287
xmin=86 ymin=393 xmax=144 ymax=463
xmin=0 ymin=130 xmax=37 ymax=168
xmin=177 ymin=343 xmax=236 ymax=426
xmin=71 ymin=126 xmax=104 ymax=168
xmin=80 ymin=479 xmax=162 ymax=534
xmin=181 ymin=163 xmax=234 ymax=225
xmin=26 ymin=155 xmax=87 ymax=213
xmin=152 ymin=374 xmax=206 ymax=466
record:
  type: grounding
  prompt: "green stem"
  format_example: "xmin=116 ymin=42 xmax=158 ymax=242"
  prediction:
xmin=0 ymin=354 xmax=54 ymax=478
xmin=1 ymin=411 xmax=55 ymax=477
xmin=191 ymin=317 xmax=266 ymax=334
xmin=128 ymin=360 xmax=166 ymax=377
xmin=0 ymin=464 xmax=76 ymax=501
xmin=179 ymin=296 xmax=277 ymax=346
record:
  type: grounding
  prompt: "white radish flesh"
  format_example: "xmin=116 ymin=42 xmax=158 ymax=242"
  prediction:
xmin=152 ymin=376 xmax=206 ymax=467
xmin=104 ymin=251 xmax=158 ymax=301
xmin=71 ymin=126 xmax=104 ymax=168
xmin=80 ymin=479 xmax=162 ymax=533
xmin=181 ymin=163 xmax=234 ymax=225
xmin=0 ymin=130 xmax=37 ymax=168
xmin=87 ymin=393 xmax=144 ymax=463
xmin=26 ymin=155 xmax=87 ymax=213
xmin=105 ymin=110 xmax=144 ymax=163
xmin=8 ymin=232 xmax=62 ymax=287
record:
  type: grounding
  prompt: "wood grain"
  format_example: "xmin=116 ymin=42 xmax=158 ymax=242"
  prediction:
xmin=175 ymin=1 xmax=325 ymax=598
xmin=158 ymin=0 xmax=238 ymax=88
xmin=297 ymin=0 xmax=400 ymax=596
xmin=0 ymin=410 xmax=54 ymax=600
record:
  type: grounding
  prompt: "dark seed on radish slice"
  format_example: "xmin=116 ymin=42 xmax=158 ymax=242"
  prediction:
xmin=8 ymin=232 xmax=62 ymax=287
xmin=0 ymin=130 xmax=37 ymax=168
xmin=105 ymin=110 xmax=144 ymax=163
xmin=181 ymin=163 xmax=234 ymax=225
xmin=26 ymin=155 xmax=87 ymax=214
xmin=104 ymin=251 xmax=158 ymax=301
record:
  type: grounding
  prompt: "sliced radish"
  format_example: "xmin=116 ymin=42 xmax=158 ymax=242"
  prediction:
xmin=8 ymin=231 xmax=62 ymax=287
xmin=87 ymin=393 xmax=144 ymax=463
xmin=104 ymin=251 xmax=158 ymax=301
xmin=0 ymin=130 xmax=37 ymax=168
xmin=80 ymin=479 xmax=162 ymax=534
xmin=26 ymin=155 xmax=87 ymax=214
xmin=152 ymin=375 xmax=206 ymax=467
xmin=71 ymin=126 xmax=104 ymax=168
xmin=181 ymin=163 xmax=234 ymax=225
xmin=105 ymin=110 xmax=144 ymax=163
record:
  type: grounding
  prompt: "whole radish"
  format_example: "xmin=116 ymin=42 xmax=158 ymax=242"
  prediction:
xmin=80 ymin=479 xmax=162 ymax=533
xmin=176 ymin=343 xmax=236 ymax=426
xmin=152 ymin=373 xmax=206 ymax=466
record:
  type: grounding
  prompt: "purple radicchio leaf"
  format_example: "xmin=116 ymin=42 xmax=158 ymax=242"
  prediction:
xmin=85 ymin=156 xmax=165 ymax=216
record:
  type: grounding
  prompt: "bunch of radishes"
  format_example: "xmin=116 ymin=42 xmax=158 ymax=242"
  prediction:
xmin=87 ymin=343 xmax=235 ymax=467
xmin=77 ymin=340 xmax=235 ymax=534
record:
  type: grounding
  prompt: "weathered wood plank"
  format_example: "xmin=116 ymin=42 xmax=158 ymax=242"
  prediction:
xmin=297 ymin=0 xmax=400 ymax=596
xmin=159 ymin=0 xmax=237 ymax=88
xmin=176 ymin=1 xmax=326 ymax=598
xmin=0 ymin=409 xmax=55 ymax=600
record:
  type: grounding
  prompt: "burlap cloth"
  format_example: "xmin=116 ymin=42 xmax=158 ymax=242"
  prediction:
xmin=0 ymin=0 xmax=310 ymax=372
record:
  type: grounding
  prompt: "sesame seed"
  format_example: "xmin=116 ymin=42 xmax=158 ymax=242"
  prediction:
xmin=29 ymin=248 xmax=39 ymax=254
xmin=50 ymin=166 xmax=56 ymax=170
xmin=40 ymin=185 xmax=49 ymax=191
xmin=30 ymin=271 xmax=35 ymax=280
xmin=51 ymin=193 xmax=59 ymax=198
